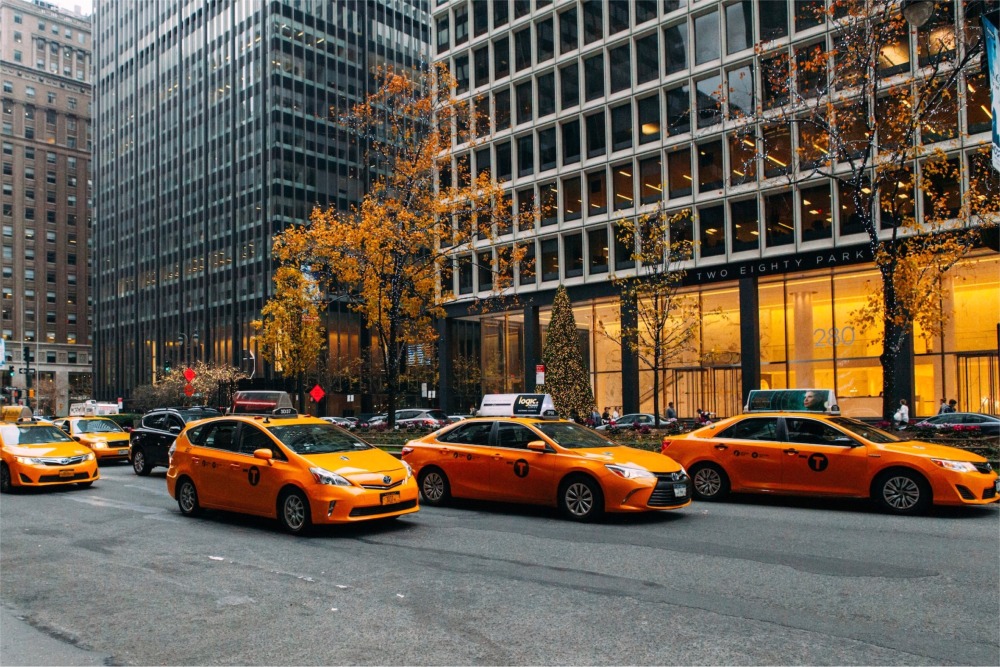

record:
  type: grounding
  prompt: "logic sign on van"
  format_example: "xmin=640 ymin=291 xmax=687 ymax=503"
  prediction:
xmin=513 ymin=394 xmax=545 ymax=415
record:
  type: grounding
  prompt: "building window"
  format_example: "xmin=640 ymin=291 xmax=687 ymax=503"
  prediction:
xmin=494 ymin=37 xmax=510 ymax=79
xmin=636 ymin=33 xmax=659 ymax=84
xmin=761 ymin=1 xmax=788 ymax=40
xmin=496 ymin=140 xmax=512 ymax=181
xmin=727 ymin=64 xmax=755 ymax=119
xmin=564 ymin=233 xmax=584 ymax=278
xmin=585 ymin=111 xmax=606 ymax=158
xmin=613 ymin=162 xmax=634 ymax=210
xmin=454 ymin=54 xmax=469 ymax=94
xmin=609 ymin=43 xmax=631 ymax=94
xmin=765 ymin=191 xmax=795 ymax=247
xmin=800 ymin=183 xmax=833 ymax=242
xmin=518 ymin=188 xmax=535 ymax=231
xmin=517 ymin=135 xmax=534 ymax=177
xmin=538 ymin=128 xmax=556 ymax=172
xmin=584 ymin=53 xmax=605 ymax=101
xmin=559 ymin=7 xmax=578 ymax=54
xmin=536 ymin=17 xmax=554 ymax=62
xmin=730 ymin=198 xmax=760 ymax=252
xmin=562 ymin=119 xmax=581 ymax=165
xmin=726 ymin=1 xmax=755 ymax=54
xmin=478 ymin=250 xmax=493 ymax=291
xmin=563 ymin=175 xmax=582 ymax=221
xmin=696 ymin=74 xmax=723 ymax=128
xmin=587 ymin=169 xmax=608 ymax=215
xmin=729 ymin=132 xmax=757 ymax=186
xmin=664 ymin=21 xmax=688 ymax=74
xmin=458 ymin=255 xmax=473 ymax=294
xmin=494 ymin=88 xmax=510 ymax=131
xmin=454 ymin=4 xmax=469 ymax=45
xmin=639 ymin=156 xmax=662 ymax=204
xmin=514 ymin=28 xmax=532 ymax=71
xmin=610 ymin=103 xmax=633 ymax=151
xmin=795 ymin=0 xmax=825 ymax=32
xmin=518 ymin=241 xmax=535 ymax=286
xmin=667 ymin=148 xmax=692 ymax=198
xmin=614 ymin=221 xmax=636 ymax=269
xmin=762 ymin=125 xmax=792 ymax=178
xmin=540 ymin=237 xmax=559 ymax=282
xmin=698 ymin=141 xmax=724 ymax=192
xmin=516 ymin=80 xmax=533 ymax=124
xmin=637 ymin=95 xmax=660 ymax=144
xmin=582 ymin=0 xmax=603 ymax=45
xmin=494 ymin=0 xmax=509 ymax=27
xmin=587 ymin=227 xmax=609 ymax=274
xmin=473 ymin=46 xmax=489 ymax=88
xmin=560 ymin=63 xmax=579 ymax=109
xmin=537 ymin=72 xmax=555 ymax=118
xmin=699 ymin=205 xmax=726 ymax=257
xmin=666 ymin=84 xmax=690 ymax=135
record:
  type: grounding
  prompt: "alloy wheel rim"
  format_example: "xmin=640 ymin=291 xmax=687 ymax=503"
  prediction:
xmin=565 ymin=482 xmax=593 ymax=516
xmin=883 ymin=476 xmax=920 ymax=510
xmin=694 ymin=469 xmax=721 ymax=497
xmin=284 ymin=495 xmax=306 ymax=530
xmin=133 ymin=451 xmax=144 ymax=472
xmin=179 ymin=483 xmax=195 ymax=511
xmin=423 ymin=474 xmax=443 ymax=501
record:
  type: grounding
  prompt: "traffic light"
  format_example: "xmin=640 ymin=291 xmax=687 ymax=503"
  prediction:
xmin=6 ymin=364 xmax=12 ymax=378
xmin=164 ymin=360 xmax=172 ymax=373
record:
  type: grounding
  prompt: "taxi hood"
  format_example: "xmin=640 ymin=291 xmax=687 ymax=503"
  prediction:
xmin=880 ymin=440 xmax=988 ymax=462
xmin=4 ymin=442 xmax=92 ymax=458
xmin=302 ymin=447 xmax=405 ymax=476
xmin=575 ymin=445 xmax=685 ymax=473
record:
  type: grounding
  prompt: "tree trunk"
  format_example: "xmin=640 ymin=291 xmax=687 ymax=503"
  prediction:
xmin=385 ymin=326 xmax=398 ymax=429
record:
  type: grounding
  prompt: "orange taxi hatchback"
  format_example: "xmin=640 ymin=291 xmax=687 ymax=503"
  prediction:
xmin=401 ymin=393 xmax=692 ymax=521
xmin=167 ymin=408 xmax=418 ymax=534
xmin=661 ymin=390 xmax=999 ymax=515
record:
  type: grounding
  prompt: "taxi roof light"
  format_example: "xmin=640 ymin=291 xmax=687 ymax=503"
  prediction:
xmin=744 ymin=389 xmax=840 ymax=415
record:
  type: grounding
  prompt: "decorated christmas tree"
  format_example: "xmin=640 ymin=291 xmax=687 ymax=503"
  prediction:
xmin=539 ymin=286 xmax=595 ymax=420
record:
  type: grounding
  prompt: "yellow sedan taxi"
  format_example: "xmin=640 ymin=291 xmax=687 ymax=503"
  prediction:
xmin=661 ymin=389 xmax=999 ymax=515
xmin=1 ymin=406 xmax=99 ymax=493
xmin=54 ymin=416 xmax=131 ymax=461
xmin=166 ymin=405 xmax=419 ymax=534
xmin=401 ymin=394 xmax=691 ymax=521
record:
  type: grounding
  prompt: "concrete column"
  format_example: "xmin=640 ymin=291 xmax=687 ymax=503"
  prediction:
xmin=523 ymin=304 xmax=540 ymax=391
xmin=620 ymin=293 xmax=639 ymax=414
xmin=739 ymin=277 xmax=761 ymax=404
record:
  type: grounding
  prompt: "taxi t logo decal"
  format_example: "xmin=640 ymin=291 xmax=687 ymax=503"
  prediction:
xmin=513 ymin=459 xmax=529 ymax=478
xmin=248 ymin=465 xmax=260 ymax=486
xmin=807 ymin=453 xmax=828 ymax=472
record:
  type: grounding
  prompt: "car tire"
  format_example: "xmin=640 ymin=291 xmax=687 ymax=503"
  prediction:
xmin=873 ymin=469 xmax=931 ymax=515
xmin=689 ymin=463 xmax=730 ymax=501
xmin=559 ymin=475 xmax=604 ymax=522
xmin=76 ymin=481 xmax=94 ymax=489
xmin=176 ymin=477 xmax=201 ymax=517
xmin=131 ymin=446 xmax=152 ymax=476
xmin=278 ymin=489 xmax=311 ymax=535
xmin=0 ymin=463 xmax=12 ymax=494
xmin=418 ymin=468 xmax=451 ymax=506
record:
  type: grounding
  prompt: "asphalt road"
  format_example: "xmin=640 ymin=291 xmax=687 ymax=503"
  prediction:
xmin=1 ymin=462 xmax=998 ymax=666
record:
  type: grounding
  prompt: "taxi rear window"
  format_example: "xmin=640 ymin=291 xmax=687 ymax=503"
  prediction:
xmin=534 ymin=422 xmax=616 ymax=449
xmin=1 ymin=424 xmax=75 ymax=445
xmin=268 ymin=423 xmax=373 ymax=455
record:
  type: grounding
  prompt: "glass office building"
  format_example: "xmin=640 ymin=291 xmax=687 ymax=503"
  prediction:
xmin=432 ymin=0 xmax=998 ymax=419
xmin=92 ymin=0 xmax=429 ymax=412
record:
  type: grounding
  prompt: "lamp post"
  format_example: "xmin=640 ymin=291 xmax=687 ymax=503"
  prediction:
xmin=901 ymin=0 xmax=935 ymax=28
xmin=176 ymin=332 xmax=200 ymax=368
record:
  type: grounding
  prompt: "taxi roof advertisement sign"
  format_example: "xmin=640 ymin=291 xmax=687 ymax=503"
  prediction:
xmin=745 ymin=389 xmax=838 ymax=414
xmin=984 ymin=13 xmax=1000 ymax=172
xmin=478 ymin=393 xmax=556 ymax=417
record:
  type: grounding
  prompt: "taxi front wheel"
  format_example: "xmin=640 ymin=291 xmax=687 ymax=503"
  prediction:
xmin=0 ymin=463 xmax=11 ymax=494
xmin=690 ymin=463 xmax=730 ymax=501
xmin=874 ymin=469 xmax=931 ymax=515
xmin=418 ymin=468 xmax=451 ymax=506
xmin=278 ymin=489 xmax=312 ymax=534
xmin=560 ymin=476 xmax=604 ymax=521
xmin=176 ymin=478 xmax=202 ymax=517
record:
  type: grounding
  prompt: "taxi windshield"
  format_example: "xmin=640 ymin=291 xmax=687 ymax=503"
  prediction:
xmin=827 ymin=417 xmax=901 ymax=443
xmin=535 ymin=422 xmax=618 ymax=449
xmin=2 ymin=424 xmax=75 ymax=445
xmin=268 ymin=423 xmax=374 ymax=455
xmin=75 ymin=419 xmax=124 ymax=434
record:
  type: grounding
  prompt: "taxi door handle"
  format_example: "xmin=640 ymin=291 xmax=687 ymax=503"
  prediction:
xmin=714 ymin=444 xmax=728 ymax=451
xmin=783 ymin=448 xmax=799 ymax=456
xmin=439 ymin=447 xmax=451 ymax=454
xmin=191 ymin=456 xmax=201 ymax=465
xmin=230 ymin=463 xmax=242 ymax=470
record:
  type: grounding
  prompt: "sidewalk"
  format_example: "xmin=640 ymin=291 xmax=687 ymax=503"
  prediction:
xmin=0 ymin=606 xmax=110 ymax=666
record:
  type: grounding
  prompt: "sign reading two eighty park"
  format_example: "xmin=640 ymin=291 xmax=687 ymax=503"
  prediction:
xmin=686 ymin=245 xmax=874 ymax=286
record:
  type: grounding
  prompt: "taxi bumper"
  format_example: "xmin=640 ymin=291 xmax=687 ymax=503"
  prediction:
xmin=604 ymin=472 xmax=692 ymax=512
xmin=83 ymin=440 xmax=131 ymax=460
xmin=929 ymin=470 xmax=1000 ymax=507
xmin=308 ymin=479 xmax=420 ymax=524
xmin=9 ymin=459 xmax=99 ymax=487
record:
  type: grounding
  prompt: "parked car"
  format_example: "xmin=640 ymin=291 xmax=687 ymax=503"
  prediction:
xmin=595 ymin=413 xmax=671 ymax=431
xmin=394 ymin=409 xmax=450 ymax=429
xmin=129 ymin=406 xmax=222 ymax=475
xmin=447 ymin=415 xmax=469 ymax=423
xmin=913 ymin=413 xmax=1000 ymax=436
xmin=321 ymin=416 xmax=356 ymax=429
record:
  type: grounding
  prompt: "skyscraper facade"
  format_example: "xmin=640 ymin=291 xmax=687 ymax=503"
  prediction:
xmin=92 ymin=0 xmax=429 ymax=412
xmin=432 ymin=0 xmax=998 ymax=419
xmin=1 ymin=0 xmax=92 ymax=414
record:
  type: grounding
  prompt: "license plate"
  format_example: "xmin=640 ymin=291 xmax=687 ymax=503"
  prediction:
xmin=59 ymin=470 xmax=75 ymax=478
xmin=673 ymin=483 xmax=688 ymax=497
xmin=380 ymin=491 xmax=400 ymax=505
xmin=118 ymin=449 xmax=129 ymax=455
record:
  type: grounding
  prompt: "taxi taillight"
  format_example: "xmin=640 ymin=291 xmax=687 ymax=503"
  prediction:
xmin=660 ymin=439 xmax=672 ymax=454
xmin=400 ymin=446 xmax=413 ymax=457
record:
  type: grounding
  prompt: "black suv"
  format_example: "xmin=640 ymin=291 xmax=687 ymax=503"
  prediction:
xmin=129 ymin=406 xmax=221 ymax=475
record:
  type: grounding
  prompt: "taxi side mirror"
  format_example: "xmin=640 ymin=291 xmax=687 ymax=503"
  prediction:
xmin=253 ymin=448 xmax=274 ymax=464
xmin=527 ymin=440 xmax=548 ymax=452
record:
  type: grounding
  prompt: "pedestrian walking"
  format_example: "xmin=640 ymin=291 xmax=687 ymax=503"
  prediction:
xmin=946 ymin=399 xmax=957 ymax=413
xmin=602 ymin=407 xmax=610 ymax=423
xmin=611 ymin=407 xmax=620 ymax=421
xmin=937 ymin=398 xmax=948 ymax=415
xmin=893 ymin=399 xmax=909 ymax=429
xmin=666 ymin=402 xmax=677 ymax=420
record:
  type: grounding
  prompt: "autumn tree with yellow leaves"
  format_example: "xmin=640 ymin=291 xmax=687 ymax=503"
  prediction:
xmin=738 ymin=0 xmax=999 ymax=418
xmin=267 ymin=65 xmax=520 ymax=427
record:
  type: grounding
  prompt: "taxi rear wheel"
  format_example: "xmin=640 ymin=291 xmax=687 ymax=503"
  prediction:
xmin=559 ymin=476 xmax=604 ymax=521
xmin=418 ymin=468 xmax=451 ymax=506
xmin=690 ymin=463 xmax=730 ymax=501
xmin=278 ymin=489 xmax=311 ymax=535
xmin=874 ymin=469 xmax=931 ymax=515
xmin=176 ymin=478 xmax=201 ymax=517
xmin=131 ymin=447 xmax=152 ymax=476
xmin=0 ymin=463 xmax=11 ymax=494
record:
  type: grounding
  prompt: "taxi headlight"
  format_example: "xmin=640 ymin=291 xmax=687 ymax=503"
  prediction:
xmin=309 ymin=466 xmax=352 ymax=487
xmin=91 ymin=440 xmax=107 ymax=449
xmin=402 ymin=460 xmax=414 ymax=481
xmin=16 ymin=456 xmax=44 ymax=465
xmin=605 ymin=464 xmax=656 ymax=479
xmin=930 ymin=458 xmax=977 ymax=472
xmin=84 ymin=453 xmax=95 ymax=461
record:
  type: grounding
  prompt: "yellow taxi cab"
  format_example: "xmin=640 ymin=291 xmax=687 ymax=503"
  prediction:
xmin=1 ymin=406 xmax=99 ymax=493
xmin=53 ymin=416 xmax=131 ymax=461
xmin=660 ymin=389 xmax=999 ymax=515
xmin=166 ymin=403 xmax=419 ymax=534
xmin=401 ymin=394 xmax=691 ymax=521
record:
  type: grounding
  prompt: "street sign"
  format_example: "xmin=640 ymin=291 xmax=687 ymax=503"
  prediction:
xmin=535 ymin=364 xmax=545 ymax=386
xmin=309 ymin=384 xmax=325 ymax=402
xmin=183 ymin=367 xmax=196 ymax=382
xmin=19 ymin=368 xmax=36 ymax=375
xmin=183 ymin=383 xmax=194 ymax=397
